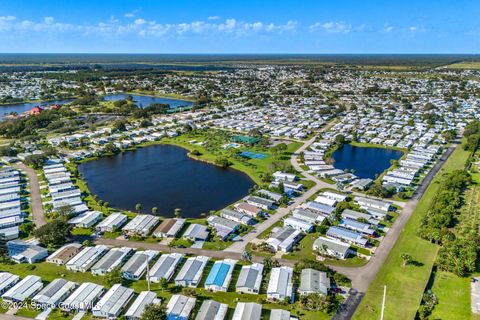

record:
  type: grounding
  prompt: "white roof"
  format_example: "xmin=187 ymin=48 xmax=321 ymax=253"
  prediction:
xmin=0 ymin=272 xmax=20 ymax=294
xmin=149 ymin=252 xmax=184 ymax=282
xmin=92 ymin=284 xmax=134 ymax=317
xmin=32 ymin=278 xmax=77 ymax=306
xmin=62 ymin=282 xmax=104 ymax=311
xmin=267 ymin=267 xmax=293 ymax=299
xmin=66 ymin=245 xmax=109 ymax=271
xmin=166 ymin=294 xmax=196 ymax=319
xmin=96 ymin=212 xmax=127 ymax=230
xmin=2 ymin=275 xmax=43 ymax=302
xmin=125 ymin=291 xmax=160 ymax=319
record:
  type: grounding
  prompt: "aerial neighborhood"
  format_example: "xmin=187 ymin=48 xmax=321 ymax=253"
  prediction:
xmin=0 ymin=52 xmax=478 ymax=320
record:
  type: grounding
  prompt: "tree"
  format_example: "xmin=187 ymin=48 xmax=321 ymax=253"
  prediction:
xmin=159 ymin=277 xmax=168 ymax=290
xmin=33 ymin=220 xmax=72 ymax=249
xmin=241 ymin=250 xmax=252 ymax=262
xmin=190 ymin=149 xmax=201 ymax=156
xmin=56 ymin=204 xmax=75 ymax=218
xmin=19 ymin=222 xmax=34 ymax=238
xmin=140 ymin=303 xmax=166 ymax=320
xmin=135 ymin=203 xmax=142 ymax=212
xmin=23 ymin=154 xmax=47 ymax=169
xmin=152 ymin=207 xmax=158 ymax=214
xmin=335 ymin=134 xmax=345 ymax=145
xmin=112 ymin=119 xmax=128 ymax=132
xmin=263 ymin=257 xmax=280 ymax=272
xmin=82 ymin=239 xmax=92 ymax=247
xmin=174 ymin=208 xmax=182 ymax=218
xmin=436 ymin=236 xmax=478 ymax=276
xmin=214 ymin=157 xmax=232 ymax=168
xmin=103 ymin=267 xmax=124 ymax=287
xmin=400 ymin=253 xmax=412 ymax=266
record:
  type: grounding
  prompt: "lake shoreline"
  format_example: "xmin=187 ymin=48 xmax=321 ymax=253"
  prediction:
xmin=76 ymin=142 xmax=255 ymax=218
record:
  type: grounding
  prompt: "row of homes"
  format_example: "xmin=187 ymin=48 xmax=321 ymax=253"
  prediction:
xmin=0 ymin=165 xmax=25 ymax=241
xmin=43 ymin=161 xmax=88 ymax=215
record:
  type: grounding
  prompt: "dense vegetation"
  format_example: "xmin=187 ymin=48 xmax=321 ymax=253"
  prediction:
xmin=463 ymin=120 xmax=480 ymax=151
xmin=418 ymin=170 xmax=471 ymax=244
xmin=0 ymin=107 xmax=78 ymax=138
xmin=33 ymin=220 xmax=73 ymax=250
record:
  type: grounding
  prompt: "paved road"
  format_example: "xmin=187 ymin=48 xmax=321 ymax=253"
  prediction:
xmin=12 ymin=163 xmax=46 ymax=227
xmin=224 ymin=133 xmax=333 ymax=253
xmin=331 ymin=143 xmax=457 ymax=319
xmin=0 ymin=315 xmax=31 ymax=320
xmin=95 ymin=237 xmax=297 ymax=267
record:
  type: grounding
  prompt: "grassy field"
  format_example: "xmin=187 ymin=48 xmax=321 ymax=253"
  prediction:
xmin=353 ymin=142 xmax=471 ymax=320
xmin=446 ymin=62 xmax=480 ymax=70
xmin=428 ymin=270 xmax=478 ymax=320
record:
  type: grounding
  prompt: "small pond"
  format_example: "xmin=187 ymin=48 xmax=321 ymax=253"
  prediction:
xmin=332 ymin=144 xmax=403 ymax=179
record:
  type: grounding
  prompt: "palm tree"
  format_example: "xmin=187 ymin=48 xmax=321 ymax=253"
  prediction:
xmin=152 ymin=207 xmax=158 ymax=214
xmin=174 ymin=208 xmax=182 ymax=218
xmin=135 ymin=203 xmax=142 ymax=212
xmin=401 ymin=253 xmax=412 ymax=266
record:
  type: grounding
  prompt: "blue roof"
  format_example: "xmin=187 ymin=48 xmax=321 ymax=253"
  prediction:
xmin=205 ymin=261 xmax=231 ymax=287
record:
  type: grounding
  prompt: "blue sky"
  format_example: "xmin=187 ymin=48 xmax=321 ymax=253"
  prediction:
xmin=0 ymin=0 xmax=478 ymax=53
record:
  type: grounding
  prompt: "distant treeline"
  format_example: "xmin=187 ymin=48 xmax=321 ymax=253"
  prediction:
xmin=1 ymin=53 xmax=480 ymax=67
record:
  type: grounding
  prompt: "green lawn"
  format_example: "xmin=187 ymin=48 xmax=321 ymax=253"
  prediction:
xmin=428 ymin=270 xmax=480 ymax=320
xmin=353 ymin=142 xmax=471 ymax=320
xmin=15 ymin=308 xmax=40 ymax=318
xmin=283 ymin=232 xmax=318 ymax=261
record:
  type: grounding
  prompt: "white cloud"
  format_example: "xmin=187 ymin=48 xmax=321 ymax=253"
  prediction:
xmin=0 ymin=16 xmax=16 ymax=21
xmin=207 ymin=16 xmax=220 ymax=20
xmin=383 ymin=24 xmax=394 ymax=33
xmin=44 ymin=16 xmax=54 ymax=24
xmin=124 ymin=9 xmax=140 ymax=18
xmin=0 ymin=15 xmax=297 ymax=39
xmin=310 ymin=21 xmax=351 ymax=33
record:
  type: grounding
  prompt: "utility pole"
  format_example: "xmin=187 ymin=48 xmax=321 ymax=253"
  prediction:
xmin=380 ymin=285 xmax=387 ymax=320
xmin=145 ymin=253 xmax=151 ymax=292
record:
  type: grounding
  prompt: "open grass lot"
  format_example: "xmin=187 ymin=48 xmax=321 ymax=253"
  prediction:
xmin=428 ymin=270 xmax=479 ymax=320
xmin=353 ymin=142 xmax=471 ymax=320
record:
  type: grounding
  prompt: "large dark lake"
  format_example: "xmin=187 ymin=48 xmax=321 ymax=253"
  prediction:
xmin=78 ymin=144 xmax=255 ymax=218
xmin=0 ymin=93 xmax=192 ymax=119
xmin=332 ymin=144 xmax=403 ymax=179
